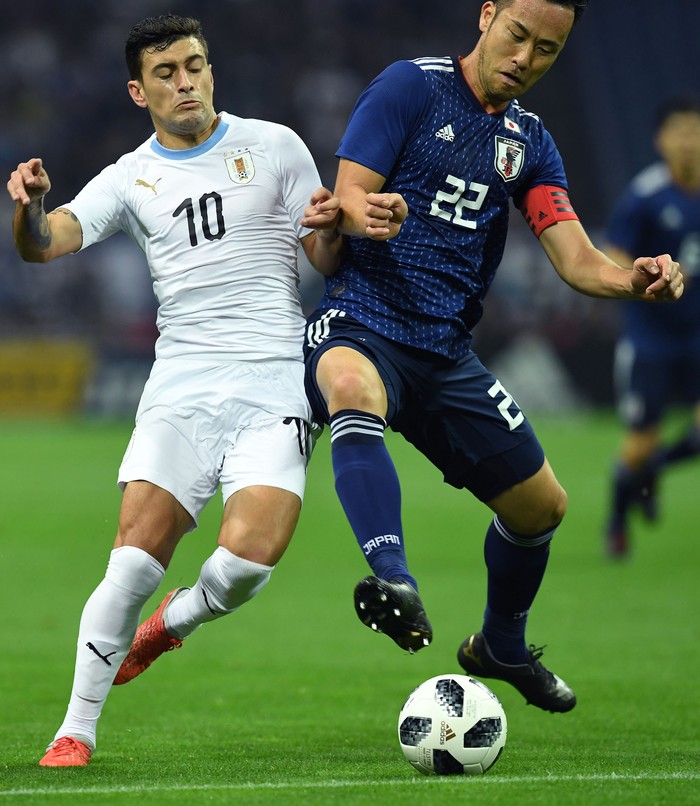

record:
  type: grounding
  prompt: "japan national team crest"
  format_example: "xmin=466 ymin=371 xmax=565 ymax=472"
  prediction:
xmin=225 ymin=150 xmax=255 ymax=184
xmin=494 ymin=136 xmax=525 ymax=181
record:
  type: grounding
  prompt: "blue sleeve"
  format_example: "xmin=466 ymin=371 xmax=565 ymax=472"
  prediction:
xmin=336 ymin=61 xmax=430 ymax=178
xmin=513 ymin=126 xmax=569 ymax=208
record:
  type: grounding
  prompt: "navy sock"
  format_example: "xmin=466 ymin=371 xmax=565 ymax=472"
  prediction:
xmin=657 ymin=425 xmax=700 ymax=467
xmin=330 ymin=409 xmax=417 ymax=590
xmin=482 ymin=516 xmax=555 ymax=664
xmin=610 ymin=463 xmax=641 ymax=523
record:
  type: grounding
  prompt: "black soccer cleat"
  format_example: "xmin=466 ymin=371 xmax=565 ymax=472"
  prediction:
xmin=457 ymin=632 xmax=576 ymax=713
xmin=353 ymin=576 xmax=433 ymax=653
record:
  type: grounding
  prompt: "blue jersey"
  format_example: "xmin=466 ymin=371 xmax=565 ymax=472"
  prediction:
xmin=319 ymin=56 xmax=569 ymax=359
xmin=607 ymin=162 xmax=700 ymax=346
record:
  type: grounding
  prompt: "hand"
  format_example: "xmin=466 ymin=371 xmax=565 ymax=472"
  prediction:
xmin=301 ymin=187 xmax=341 ymax=240
xmin=7 ymin=158 xmax=51 ymax=206
xmin=364 ymin=192 xmax=407 ymax=241
xmin=630 ymin=254 xmax=684 ymax=301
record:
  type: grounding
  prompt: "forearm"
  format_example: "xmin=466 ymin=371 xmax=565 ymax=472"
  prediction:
xmin=541 ymin=221 xmax=640 ymax=299
xmin=561 ymin=248 xmax=637 ymax=299
xmin=13 ymin=199 xmax=52 ymax=262
xmin=304 ymin=230 xmax=344 ymax=276
xmin=336 ymin=184 xmax=374 ymax=238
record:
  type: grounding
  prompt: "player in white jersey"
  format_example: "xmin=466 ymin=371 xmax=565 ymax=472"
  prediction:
xmin=7 ymin=14 xmax=342 ymax=767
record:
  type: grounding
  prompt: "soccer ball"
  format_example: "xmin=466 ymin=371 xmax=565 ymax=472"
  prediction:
xmin=397 ymin=674 xmax=507 ymax=775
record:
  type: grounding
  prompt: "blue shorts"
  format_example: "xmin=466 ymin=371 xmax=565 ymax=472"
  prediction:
xmin=304 ymin=310 xmax=544 ymax=502
xmin=614 ymin=336 xmax=700 ymax=428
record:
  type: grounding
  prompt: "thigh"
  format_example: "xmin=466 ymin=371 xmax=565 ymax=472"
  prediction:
xmin=395 ymin=351 xmax=545 ymax=502
xmin=114 ymin=480 xmax=193 ymax=568
xmin=304 ymin=309 xmax=412 ymax=423
xmin=486 ymin=458 xmax=567 ymax=534
xmin=118 ymin=406 xmax=221 ymax=527
xmin=218 ymin=485 xmax=301 ymax=566
xmin=218 ymin=414 xmax=309 ymax=566
xmin=220 ymin=413 xmax=311 ymax=504
xmin=316 ymin=345 xmax=388 ymax=417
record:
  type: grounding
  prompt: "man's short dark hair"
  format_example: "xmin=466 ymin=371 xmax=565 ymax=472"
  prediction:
xmin=125 ymin=14 xmax=209 ymax=80
xmin=654 ymin=96 xmax=700 ymax=132
xmin=494 ymin=0 xmax=589 ymax=24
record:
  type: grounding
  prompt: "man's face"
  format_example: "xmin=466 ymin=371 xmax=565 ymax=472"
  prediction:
xmin=476 ymin=0 xmax=574 ymax=107
xmin=128 ymin=36 xmax=215 ymax=144
xmin=656 ymin=112 xmax=700 ymax=181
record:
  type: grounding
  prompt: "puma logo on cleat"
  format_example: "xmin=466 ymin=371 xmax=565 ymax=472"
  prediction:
xmin=86 ymin=641 xmax=117 ymax=666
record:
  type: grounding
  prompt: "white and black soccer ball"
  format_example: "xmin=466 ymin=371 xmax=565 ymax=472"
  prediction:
xmin=398 ymin=674 xmax=507 ymax=775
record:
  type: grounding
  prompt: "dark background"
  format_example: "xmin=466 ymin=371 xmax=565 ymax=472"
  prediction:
xmin=2 ymin=0 xmax=698 ymax=411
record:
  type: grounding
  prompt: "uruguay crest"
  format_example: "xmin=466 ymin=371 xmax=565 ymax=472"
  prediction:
xmin=225 ymin=149 xmax=255 ymax=184
xmin=494 ymin=136 xmax=525 ymax=181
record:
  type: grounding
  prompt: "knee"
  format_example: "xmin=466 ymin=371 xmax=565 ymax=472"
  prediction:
xmin=326 ymin=369 xmax=385 ymax=414
xmin=316 ymin=350 xmax=387 ymax=415
xmin=547 ymin=483 xmax=568 ymax=529
xmin=528 ymin=482 xmax=567 ymax=534
xmin=494 ymin=479 xmax=568 ymax=536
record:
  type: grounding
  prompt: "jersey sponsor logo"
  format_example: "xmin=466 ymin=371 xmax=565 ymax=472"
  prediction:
xmin=494 ymin=136 xmax=525 ymax=182
xmin=504 ymin=116 xmax=521 ymax=134
xmin=435 ymin=124 xmax=455 ymax=142
xmin=135 ymin=177 xmax=162 ymax=195
xmin=225 ymin=149 xmax=256 ymax=184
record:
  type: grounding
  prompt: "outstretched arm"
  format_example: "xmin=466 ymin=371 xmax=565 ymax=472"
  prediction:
xmin=333 ymin=158 xmax=408 ymax=241
xmin=7 ymin=158 xmax=83 ymax=262
xmin=539 ymin=219 xmax=684 ymax=302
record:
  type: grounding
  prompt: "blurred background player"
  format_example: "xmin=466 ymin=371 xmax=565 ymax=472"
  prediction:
xmin=604 ymin=96 xmax=700 ymax=557
xmin=7 ymin=14 xmax=341 ymax=767
xmin=302 ymin=0 xmax=683 ymax=714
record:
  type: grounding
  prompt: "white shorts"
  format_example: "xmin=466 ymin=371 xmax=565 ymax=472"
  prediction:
xmin=118 ymin=358 xmax=314 ymax=524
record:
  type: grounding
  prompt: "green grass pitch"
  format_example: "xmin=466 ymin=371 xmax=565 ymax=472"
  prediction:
xmin=0 ymin=413 xmax=698 ymax=804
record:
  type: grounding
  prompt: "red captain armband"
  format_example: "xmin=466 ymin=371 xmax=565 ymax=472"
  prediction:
xmin=519 ymin=185 xmax=579 ymax=238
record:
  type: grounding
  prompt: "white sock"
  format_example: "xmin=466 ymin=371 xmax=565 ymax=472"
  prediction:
xmin=52 ymin=546 xmax=164 ymax=749
xmin=164 ymin=546 xmax=273 ymax=639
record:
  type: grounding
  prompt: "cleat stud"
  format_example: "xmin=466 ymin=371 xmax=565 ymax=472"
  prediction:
xmin=358 ymin=602 xmax=366 ymax=610
xmin=379 ymin=593 xmax=387 ymax=602
xmin=423 ymin=638 xmax=429 ymax=646
xmin=371 ymin=622 xmax=378 ymax=631
xmin=393 ymin=608 xmax=401 ymax=617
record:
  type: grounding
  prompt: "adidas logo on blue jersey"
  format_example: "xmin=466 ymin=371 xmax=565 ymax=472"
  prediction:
xmin=435 ymin=124 xmax=455 ymax=142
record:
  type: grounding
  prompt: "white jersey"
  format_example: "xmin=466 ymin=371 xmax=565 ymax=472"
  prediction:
xmin=63 ymin=112 xmax=320 ymax=361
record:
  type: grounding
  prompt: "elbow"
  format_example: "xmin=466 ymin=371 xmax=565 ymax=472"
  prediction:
xmin=18 ymin=248 xmax=52 ymax=264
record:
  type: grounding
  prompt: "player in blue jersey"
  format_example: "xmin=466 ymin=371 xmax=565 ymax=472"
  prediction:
xmin=604 ymin=97 xmax=700 ymax=557
xmin=301 ymin=0 xmax=683 ymax=713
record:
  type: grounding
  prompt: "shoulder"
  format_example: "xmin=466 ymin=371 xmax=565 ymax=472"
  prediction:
xmin=222 ymin=112 xmax=306 ymax=149
xmin=507 ymin=99 xmax=550 ymax=139
xmin=378 ymin=56 xmax=455 ymax=88
xmin=629 ymin=163 xmax=672 ymax=198
xmin=358 ymin=57 xmax=449 ymax=115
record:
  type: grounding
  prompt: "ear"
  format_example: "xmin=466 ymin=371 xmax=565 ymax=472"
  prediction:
xmin=480 ymin=1 xmax=497 ymax=33
xmin=127 ymin=80 xmax=148 ymax=109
